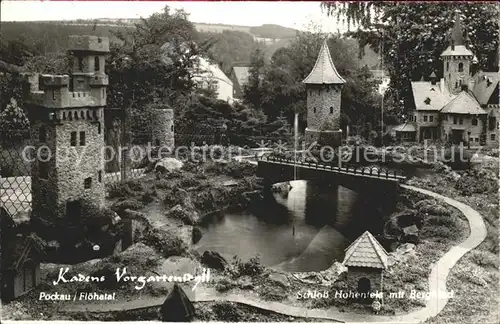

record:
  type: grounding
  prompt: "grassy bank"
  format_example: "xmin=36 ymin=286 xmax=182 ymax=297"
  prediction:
xmin=407 ymin=158 xmax=499 ymax=324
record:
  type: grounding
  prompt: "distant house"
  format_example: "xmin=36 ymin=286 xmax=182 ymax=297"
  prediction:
xmin=160 ymin=42 xmax=234 ymax=103
xmin=193 ymin=57 xmax=234 ymax=103
xmin=230 ymin=66 xmax=250 ymax=99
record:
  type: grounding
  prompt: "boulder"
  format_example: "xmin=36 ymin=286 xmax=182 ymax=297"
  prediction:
xmin=155 ymin=158 xmax=184 ymax=174
xmin=387 ymin=243 xmax=416 ymax=266
xmin=238 ymin=276 xmax=254 ymax=290
xmin=166 ymin=205 xmax=195 ymax=225
xmin=192 ymin=226 xmax=203 ymax=244
xmin=201 ymin=251 xmax=228 ymax=270
xmin=268 ymin=272 xmax=290 ymax=288
xmin=271 ymin=182 xmax=292 ymax=195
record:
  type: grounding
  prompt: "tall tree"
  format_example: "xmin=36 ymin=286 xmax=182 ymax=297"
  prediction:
xmin=321 ymin=2 xmax=499 ymax=113
xmin=243 ymin=48 xmax=266 ymax=108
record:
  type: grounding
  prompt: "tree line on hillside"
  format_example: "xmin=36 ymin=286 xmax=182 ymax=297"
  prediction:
xmin=0 ymin=6 xmax=290 ymax=145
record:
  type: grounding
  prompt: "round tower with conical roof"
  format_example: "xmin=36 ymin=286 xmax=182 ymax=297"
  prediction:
xmin=302 ymin=39 xmax=346 ymax=148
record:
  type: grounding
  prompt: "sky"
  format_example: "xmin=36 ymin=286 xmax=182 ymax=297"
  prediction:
xmin=0 ymin=1 xmax=348 ymax=33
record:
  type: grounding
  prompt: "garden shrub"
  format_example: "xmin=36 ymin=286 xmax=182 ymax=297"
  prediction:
xmin=232 ymin=255 xmax=264 ymax=277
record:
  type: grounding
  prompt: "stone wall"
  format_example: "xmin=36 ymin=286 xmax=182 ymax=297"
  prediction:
xmin=443 ymin=56 xmax=471 ymax=94
xmin=345 ymin=267 xmax=384 ymax=297
xmin=441 ymin=113 xmax=485 ymax=144
xmin=55 ymin=108 xmax=106 ymax=220
xmin=306 ymin=84 xmax=342 ymax=132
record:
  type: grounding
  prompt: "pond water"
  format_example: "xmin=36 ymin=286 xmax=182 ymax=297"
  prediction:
xmin=195 ymin=179 xmax=398 ymax=273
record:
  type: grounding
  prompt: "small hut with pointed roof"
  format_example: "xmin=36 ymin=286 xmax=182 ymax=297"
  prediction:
xmin=342 ymin=231 xmax=389 ymax=301
xmin=302 ymin=38 xmax=346 ymax=148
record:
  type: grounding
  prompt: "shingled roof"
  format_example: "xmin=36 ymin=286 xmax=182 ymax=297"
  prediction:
xmin=303 ymin=40 xmax=346 ymax=85
xmin=342 ymin=231 xmax=388 ymax=269
xmin=411 ymin=81 xmax=454 ymax=111
xmin=440 ymin=91 xmax=488 ymax=114
xmin=472 ymin=71 xmax=500 ymax=105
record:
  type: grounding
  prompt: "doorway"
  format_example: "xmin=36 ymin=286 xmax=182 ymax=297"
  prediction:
xmin=357 ymin=277 xmax=371 ymax=294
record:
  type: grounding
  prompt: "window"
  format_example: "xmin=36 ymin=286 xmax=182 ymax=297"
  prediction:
xmin=446 ymin=62 xmax=449 ymax=71
xmin=423 ymin=115 xmax=428 ymax=122
xmin=70 ymin=132 xmax=77 ymax=146
xmin=313 ymin=107 xmax=316 ymax=113
xmin=94 ymin=56 xmax=100 ymax=72
xmin=491 ymin=133 xmax=496 ymax=140
xmin=98 ymin=171 xmax=102 ymax=183
xmin=39 ymin=161 xmax=48 ymax=179
xmin=171 ymin=125 xmax=174 ymax=132
xmin=443 ymin=115 xmax=448 ymax=121
xmin=489 ymin=117 xmax=497 ymax=130
xmin=458 ymin=62 xmax=464 ymax=72
xmin=98 ymin=122 xmax=101 ymax=134
xmin=39 ymin=126 xmax=46 ymax=143
xmin=453 ymin=116 xmax=457 ymax=124
xmin=84 ymin=177 xmax=92 ymax=189
xmin=429 ymin=116 xmax=434 ymax=122
xmin=459 ymin=117 xmax=463 ymax=125
xmin=102 ymin=88 xmax=105 ymax=98
xmin=455 ymin=81 xmax=458 ymax=88
xmin=330 ymin=106 xmax=333 ymax=114
xmin=78 ymin=57 xmax=84 ymax=71
xmin=472 ymin=118 xmax=478 ymax=126
xmin=155 ymin=139 xmax=160 ymax=146
xmin=475 ymin=137 xmax=479 ymax=142
xmin=79 ymin=131 xmax=86 ymax=146
xmin=424 ymin=97 xmax=431 ymax=105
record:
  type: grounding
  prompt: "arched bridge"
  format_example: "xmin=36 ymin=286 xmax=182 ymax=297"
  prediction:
xmin=256 ymin=155 xmax=407 ymax=197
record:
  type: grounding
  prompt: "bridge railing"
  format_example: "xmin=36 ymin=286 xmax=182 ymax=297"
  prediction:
xmin=258 ymin=154 xmax=406 ymax=181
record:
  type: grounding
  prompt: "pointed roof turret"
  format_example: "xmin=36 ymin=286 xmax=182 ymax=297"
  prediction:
xmin=342 ymin=231 xmax=389 ymax=269
xmin=441 ymin=10 xmax=473 ymax=58
xmin=450 ymin=10 xmax=465 ymax=47
xmin=303 ymin=39 xmax=346 ymax=85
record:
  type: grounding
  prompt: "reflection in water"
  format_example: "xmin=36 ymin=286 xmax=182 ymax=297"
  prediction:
xmin=195 ymin=180 xmax=389 ymax=272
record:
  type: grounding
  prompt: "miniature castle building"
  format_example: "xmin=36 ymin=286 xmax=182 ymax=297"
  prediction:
xmin=405 ymin=10 xmax=499 ymax=147
xmin=342 ymin=231 xmax=389 ymax=300
xmin=302 ymin=39 xmax=346 ymax=148
xmin=151 ymin=106 xmax=175 ymax=149
xmin=22 ymin=35 xmax=110 ymax=227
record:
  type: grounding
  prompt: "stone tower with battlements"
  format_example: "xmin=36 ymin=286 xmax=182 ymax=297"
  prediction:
xmin=22 ymin=35 xmax=109 ymax=227
xmin=303 ymin=39 xmax=346 ymax=148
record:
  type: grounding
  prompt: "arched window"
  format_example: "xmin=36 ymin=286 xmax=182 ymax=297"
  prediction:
xmin=94 ymin=56 xmax=100 ymax=72
xmin=330 ymin=106 xmax=334 ymax=114
xmin=458 ymin=62 xmax=464 ymax=72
